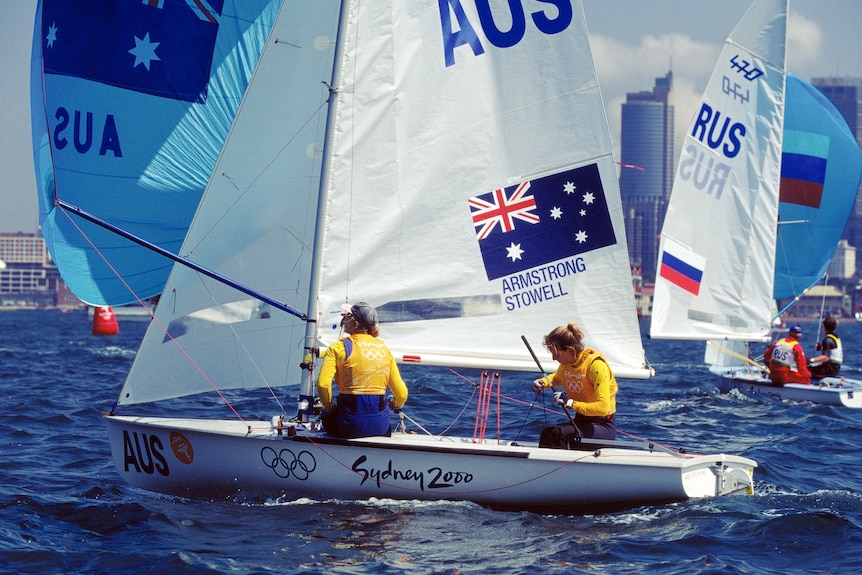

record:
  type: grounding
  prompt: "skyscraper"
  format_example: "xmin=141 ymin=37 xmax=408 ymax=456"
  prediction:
xmin=619 ymin=71 xmax=674 ymax=283
xmin=811 ymin=76 xmax=862 ymax=272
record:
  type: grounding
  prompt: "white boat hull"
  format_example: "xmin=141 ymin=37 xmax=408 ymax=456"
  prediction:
xmin=104 ymin=414 xmax=755 ymax=513
xmin=713 ymin=367 xmax=862 ymax=408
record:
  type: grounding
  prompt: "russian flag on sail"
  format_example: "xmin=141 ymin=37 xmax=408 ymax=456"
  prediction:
xmin=779 ymin=130 xmax=829 ymax=209
xmin=469 ymin=164 xmax=616 ymax=281
xmin=659 ymin=240 xmax=705 ymax=296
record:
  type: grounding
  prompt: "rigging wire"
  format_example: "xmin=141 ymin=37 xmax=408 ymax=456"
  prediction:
xmin=815 ymin=272 xmax=829 ymax=344
xmin=58 ymin=208 xmax=250 ymax=425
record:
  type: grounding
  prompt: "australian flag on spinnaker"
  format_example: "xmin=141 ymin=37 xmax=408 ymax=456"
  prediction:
xmin=41 ymin=0 xmax=224 ymax=103
xmin=469 ymin=164 xmax=617 ymax=281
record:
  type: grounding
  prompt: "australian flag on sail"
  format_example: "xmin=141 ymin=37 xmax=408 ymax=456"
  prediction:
xmin=469 ymin=164 xmax=616 ymax=281
xmin=41 ymin=0 xmax=224 ymax=103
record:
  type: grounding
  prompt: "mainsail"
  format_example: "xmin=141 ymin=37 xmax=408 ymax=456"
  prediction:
xmin=116 ymin=0 xmax=651 ymax=407
xmin=651 ymin=0 xmax=787 ymax=342
xmin=314 ymin=1 xmax=647 ymax=377
xmin=30 ymin=0 xmax=280 ymax=306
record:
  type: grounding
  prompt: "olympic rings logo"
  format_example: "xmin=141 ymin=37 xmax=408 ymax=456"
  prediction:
xmin=361 ymin=348 xmax=386 ymax=361
xmin=260 ymin=447 xmax=317 ymax=480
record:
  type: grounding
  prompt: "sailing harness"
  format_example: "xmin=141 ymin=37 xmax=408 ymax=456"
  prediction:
xmin=823 ymin=333 xmax=843 ymax=366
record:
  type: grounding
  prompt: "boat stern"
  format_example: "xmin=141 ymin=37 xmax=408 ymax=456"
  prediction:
xmin=681 ymin=455 xmax=756 ymax=498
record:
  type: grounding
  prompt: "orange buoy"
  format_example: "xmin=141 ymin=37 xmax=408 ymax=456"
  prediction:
xmin=92 ymin=306 xmax=119 ymax=335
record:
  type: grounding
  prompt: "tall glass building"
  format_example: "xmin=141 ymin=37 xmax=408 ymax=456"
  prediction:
xmin=619 ymin=71 xmax=674 ymax=283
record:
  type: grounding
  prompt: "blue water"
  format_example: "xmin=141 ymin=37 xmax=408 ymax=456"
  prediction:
xmin=3 ymin=310 xmax=862 ymax=574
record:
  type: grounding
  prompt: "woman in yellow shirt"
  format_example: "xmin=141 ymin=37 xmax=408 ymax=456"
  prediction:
xmin=530 ymin=322 xmax=617 ymax=448
xmin=317 ymin=302 xmax=408 ymax=438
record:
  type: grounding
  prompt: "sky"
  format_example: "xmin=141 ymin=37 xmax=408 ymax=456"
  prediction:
xmin=2 ymin=0 xmax=861 ymax=234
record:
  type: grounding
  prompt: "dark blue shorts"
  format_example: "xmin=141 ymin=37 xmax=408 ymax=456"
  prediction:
xmin=322 ymin=394 xmax=391 ymax=438
xmin=539 ymin=414 xmax=616 ymax=448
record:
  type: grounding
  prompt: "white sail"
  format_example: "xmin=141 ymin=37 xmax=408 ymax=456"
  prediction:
xmin=121 ymin=0 xmax=649 ymax=406
xmin=316 ymin=2 xmax=647 ymax=377
xmin=650 ymin=0 xmax=786 ymax=342
xmin=118 ymin=3 xmax=341 ymax=404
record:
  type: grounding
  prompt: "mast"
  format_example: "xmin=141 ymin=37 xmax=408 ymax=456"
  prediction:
xmin=296 ymin=0 xmax=351 ymax=421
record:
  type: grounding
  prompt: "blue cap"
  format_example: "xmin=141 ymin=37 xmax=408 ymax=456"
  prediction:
xmin=789 ymin=324 xmax=802 ymax=334
xmin=341 ymin=301 xmax=378 ymax=328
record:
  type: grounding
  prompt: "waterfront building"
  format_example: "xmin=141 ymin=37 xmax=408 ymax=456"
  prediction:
xmin=0 ymin=232 xmax=74 ymax=308
xmin=619 ymin=71 xmax=674 ymax=283
xmin=829 ymin=239 xmax=857 ymax=280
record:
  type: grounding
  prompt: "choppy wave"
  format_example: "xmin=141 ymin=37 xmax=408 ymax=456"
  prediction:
xmin=2 ymin=311 xmax=862 ymax=574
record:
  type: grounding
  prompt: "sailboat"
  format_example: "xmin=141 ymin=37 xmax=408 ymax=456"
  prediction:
xmin=651 ymin=0 xmax=862 ymax=408
xmin=31 ymin=0 xmax=756 ymax=512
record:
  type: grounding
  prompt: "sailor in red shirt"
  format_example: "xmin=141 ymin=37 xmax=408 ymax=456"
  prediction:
xmin=763 ymin=325 xmax=811 ymax=386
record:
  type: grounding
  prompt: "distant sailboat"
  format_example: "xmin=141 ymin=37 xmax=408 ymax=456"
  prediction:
xmin=651 ymin=0 xmax=862 ymax=407
xmin=33 ymin=0 xmax=756 ymax=512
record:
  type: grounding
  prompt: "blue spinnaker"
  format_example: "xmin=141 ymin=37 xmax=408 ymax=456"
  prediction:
xmin=774 ymin=73 xmax=862 ymax=299
xmin=30 ymin=0 xmax=280 ymax=305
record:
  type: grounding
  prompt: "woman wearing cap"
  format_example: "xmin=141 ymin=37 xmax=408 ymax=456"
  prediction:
xmin=317 ymin=301 xmax=408 ymax=438
xmin=763 ymin=325 xmax=811 ymax=386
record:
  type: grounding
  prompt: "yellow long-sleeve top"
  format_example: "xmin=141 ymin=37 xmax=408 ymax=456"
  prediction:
xmin=317 ymin=333 xmax=408 ymax=412
xmin=547 ymin=348 xmax=616 ymax=417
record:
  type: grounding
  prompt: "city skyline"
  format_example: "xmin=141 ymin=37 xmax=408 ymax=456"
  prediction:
xmin=2 ymin=0 xmax=862 ymax=233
